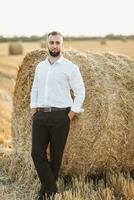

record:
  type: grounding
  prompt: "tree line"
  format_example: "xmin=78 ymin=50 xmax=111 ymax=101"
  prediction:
xmin=0 ymin=34 xmax=134 ymax=42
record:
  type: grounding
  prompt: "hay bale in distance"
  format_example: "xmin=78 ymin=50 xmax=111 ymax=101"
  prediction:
xmin=40 ymin=40 xmax=46 ymax=49
xmin=10 ymin=49 xmax=134 ymax=181
xmin=8 ymin=42 xmax=23 ymax=55
xmin=100 ymin=39 xmax=107 ymax=45
xmin=121 ymin=37 xmax=127 ymax=42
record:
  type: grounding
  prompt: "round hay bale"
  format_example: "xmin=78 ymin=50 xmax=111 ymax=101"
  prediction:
xmin=10 ymin=49 xmax=134 ymax=180
xmin=100 ymin=39 xmax=107 ymax=45
xmin=8 ymin=42 xmax=23 ymax=55
xmin=40 ymin=40 xmax=46 ymax=49
xmin=121 ymin=37 xmax=127 ymax=42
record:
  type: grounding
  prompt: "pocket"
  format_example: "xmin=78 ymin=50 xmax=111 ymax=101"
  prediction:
xmin=32 ymin=111 xmax=38 ymax=119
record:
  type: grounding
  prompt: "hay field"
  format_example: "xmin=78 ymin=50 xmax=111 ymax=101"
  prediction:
xmin=0 ymin=40 xmax=134 ymax=199
xmin=0 ymin=40 xmax=134 ymax=58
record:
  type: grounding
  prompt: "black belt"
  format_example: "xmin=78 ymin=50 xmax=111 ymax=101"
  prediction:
xmin=37 ymin=107 xmax=70 ymax=112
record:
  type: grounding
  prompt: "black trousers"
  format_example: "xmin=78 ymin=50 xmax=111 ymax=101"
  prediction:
xmin=31 ymin=109 xmax=70 ymax=195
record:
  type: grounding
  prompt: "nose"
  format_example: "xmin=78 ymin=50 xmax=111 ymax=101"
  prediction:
xmin=53 ymin=43 xmax=57 ymax=48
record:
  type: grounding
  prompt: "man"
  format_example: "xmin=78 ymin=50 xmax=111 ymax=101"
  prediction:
xmin=30 ymin=31 xmax=85 ymax=200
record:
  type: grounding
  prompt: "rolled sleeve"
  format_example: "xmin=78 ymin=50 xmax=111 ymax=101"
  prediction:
xmin=71 ymin=105 xmax=84 ymax=113
xmin=69 ymin=65 xmax=85 ymax=113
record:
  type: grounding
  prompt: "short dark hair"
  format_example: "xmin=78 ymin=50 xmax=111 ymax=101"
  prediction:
xmin=47 ymin=31 xmax=63 ymax=38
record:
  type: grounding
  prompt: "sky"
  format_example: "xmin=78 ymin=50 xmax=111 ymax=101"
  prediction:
xmin=0 ymin=0 xmax=134 ymax=37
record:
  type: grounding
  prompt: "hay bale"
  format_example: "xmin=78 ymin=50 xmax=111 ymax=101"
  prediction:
xmin=100 ymin=39 xmax=107 ymax=45
xmin=9 ymin=49 xmax=134 ymax=181
xmin=40 ymin=40 xmax=46 ymax=49
xmin=121 ymin=37 xmax=127 ymax=42
xmin=8 ymin=42 xmax=23 ymax=55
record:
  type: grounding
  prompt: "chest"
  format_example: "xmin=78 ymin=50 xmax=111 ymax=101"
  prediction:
xmin=38 ymin=65 xmax=69 ymax=84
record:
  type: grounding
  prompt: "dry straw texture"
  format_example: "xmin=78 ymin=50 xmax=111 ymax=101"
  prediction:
xmin=8 ymin=42 xmax=23 ymax=55
xmin=7 ymin=49 xmax=134 ymax=181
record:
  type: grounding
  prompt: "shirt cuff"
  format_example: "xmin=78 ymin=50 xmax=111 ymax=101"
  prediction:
xmin=70 ymin=105 xmax=84 ymax=113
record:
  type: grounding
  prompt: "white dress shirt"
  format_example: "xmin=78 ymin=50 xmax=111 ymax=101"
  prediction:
xmin=30 ymin=55 xmax=85 ymax=113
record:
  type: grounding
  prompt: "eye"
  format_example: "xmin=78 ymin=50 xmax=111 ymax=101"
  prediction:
xmin=49 ymin=41 xmax=60 ymax=45
xmin=56 ymin=41 xmax=60 ymax=45
xmin=49 ymin=41 xmax=54 ymax=45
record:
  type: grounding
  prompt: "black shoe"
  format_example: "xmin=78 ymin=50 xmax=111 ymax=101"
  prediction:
xmin=36 ymin=192 xmax=44 ymax=200
xmin=44 ymin=193 xmax=55 ymax=200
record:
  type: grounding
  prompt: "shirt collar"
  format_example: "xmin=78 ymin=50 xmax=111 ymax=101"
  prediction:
xmin=56 ymin=55 xmax=64 ymax=64
xmin=46 ymin=55 xmax=64 ymax=65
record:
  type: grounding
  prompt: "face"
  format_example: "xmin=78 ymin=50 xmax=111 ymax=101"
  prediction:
xmin=47 ymin=35 xmax=63 ymax=57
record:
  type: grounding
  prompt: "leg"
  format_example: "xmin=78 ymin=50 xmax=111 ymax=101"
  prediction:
xmin=49 ymin=111 xmax=70 ymax=180
xmin=31 ymin=112 xmax=57 ymax=195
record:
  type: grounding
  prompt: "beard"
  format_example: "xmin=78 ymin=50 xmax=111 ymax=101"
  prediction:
xmin=48 ymin=49 xmax=61 ymax=57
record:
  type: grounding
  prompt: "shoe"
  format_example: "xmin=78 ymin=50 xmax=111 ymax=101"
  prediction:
xmin=36 ymin=192 xmax=44 ymax=200
xmin=44 ymin=193 xmax=55 ymax=200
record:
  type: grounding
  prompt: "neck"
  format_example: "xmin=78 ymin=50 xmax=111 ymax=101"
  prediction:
xmin=48 ymin=54 xmax=62 ymax=65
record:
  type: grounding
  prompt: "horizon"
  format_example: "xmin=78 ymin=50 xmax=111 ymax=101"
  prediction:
xmin=0 ymin=33 xmax=134 ymax=38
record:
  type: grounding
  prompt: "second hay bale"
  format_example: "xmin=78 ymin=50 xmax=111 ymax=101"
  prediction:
xmin=40 ymin=40 xmax=46 ymax=49
xmin=8 ymin=42 xmax=23 ymax=55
